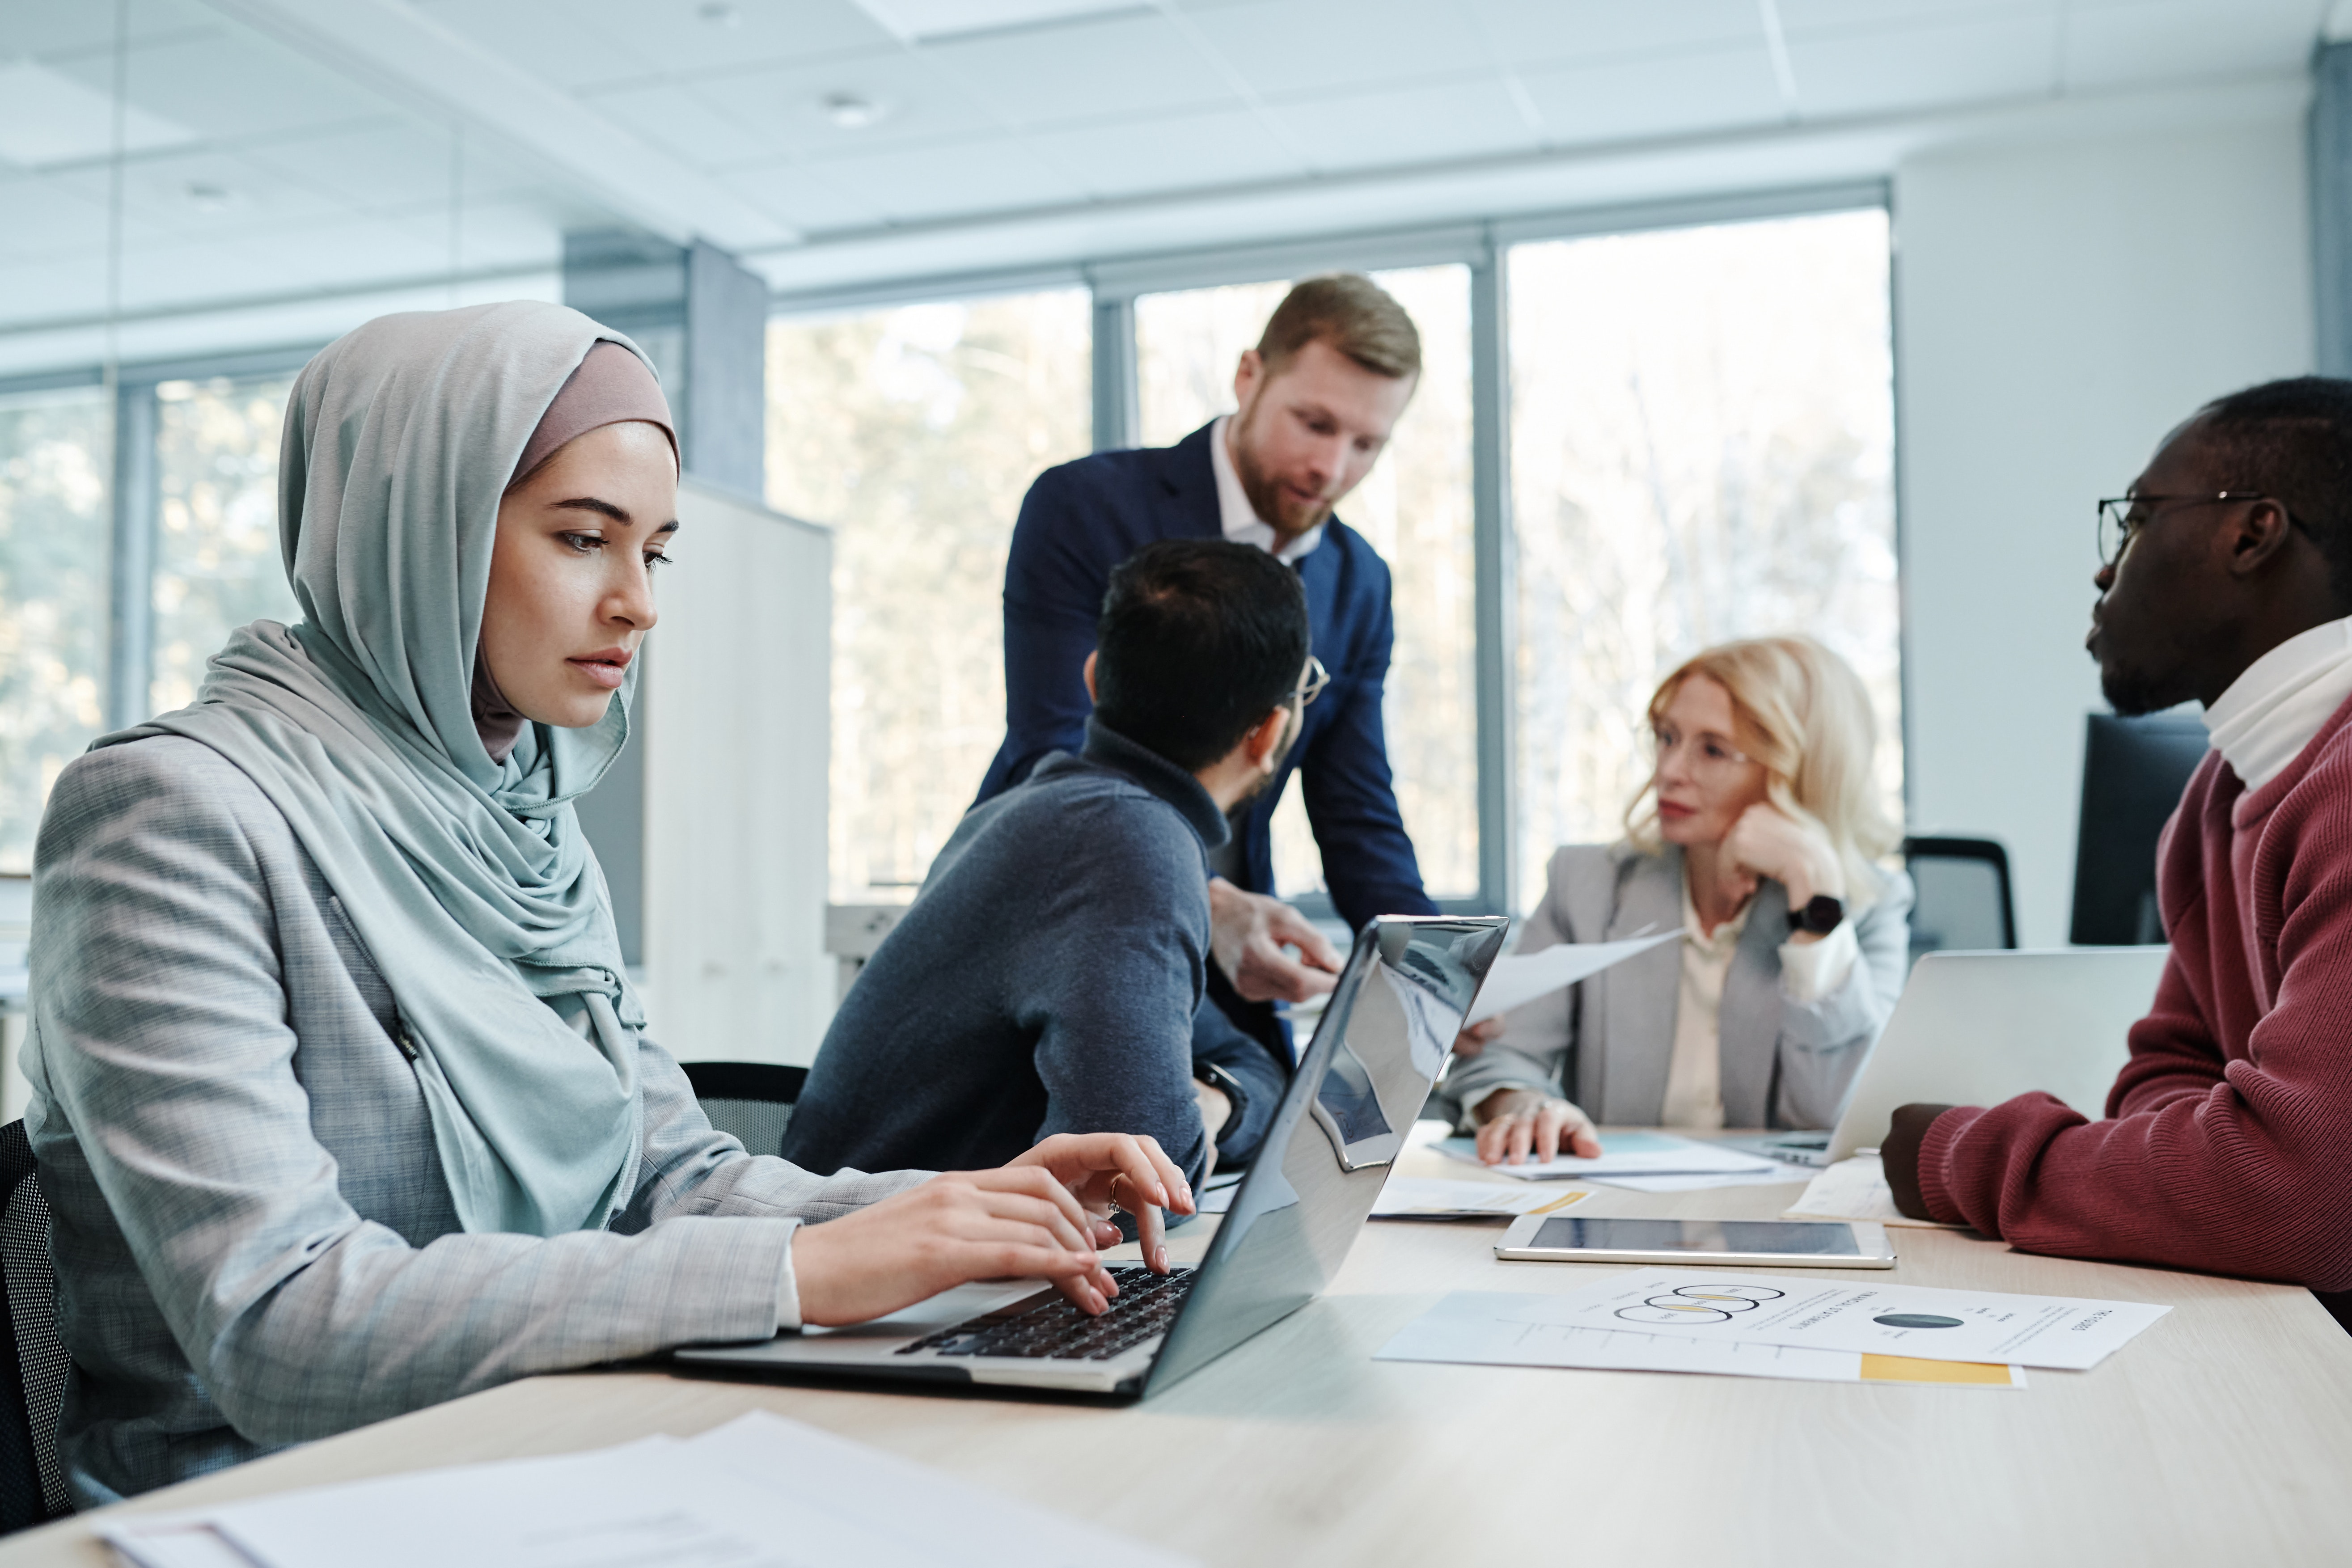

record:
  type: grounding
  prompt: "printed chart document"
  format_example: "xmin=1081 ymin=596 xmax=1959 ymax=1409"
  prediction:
xmin=1369 ymin=1178 xmax=1592 ymax=1220
xmin=100 ymin=1411 xmax=1199 ymax=1568
xmin=1465 ymin=932 xmax=1681 ymax=1023
xmin=1505 ymin=1269 xmax=2170 ymax=1369
xmin=1436 ymin=1131 xmax=1782 ymax=1183
xmin=1785 ymin=1153 xmax=1969 ymax=1230
xmin=1377 ymin=1291 xmax=2023 ymax=1387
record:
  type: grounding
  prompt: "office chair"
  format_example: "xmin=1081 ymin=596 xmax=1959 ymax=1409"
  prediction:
xmin=2070 ymin=712 xmax=2207 ymax=945
xmin=680 ymin=1062 xmax=809 ymax=1158
xmin=1900 ymin=836 xmax=2018 ymax=968
xmin=0 ymin=1120 xmax=68 ymax=1532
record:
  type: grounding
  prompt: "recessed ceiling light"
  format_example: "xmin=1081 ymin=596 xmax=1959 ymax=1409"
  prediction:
xmin=698 ymin=2 xmax=742 ymax=25
xmin=821 ymin=93 xmax=889 ymax=130
xmin=185 ymin=182 xmax=235 ymax=211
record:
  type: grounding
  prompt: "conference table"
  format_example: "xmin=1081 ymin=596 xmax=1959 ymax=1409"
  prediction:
xmin=8 ymin=1134 xmax=2350 ymax=1567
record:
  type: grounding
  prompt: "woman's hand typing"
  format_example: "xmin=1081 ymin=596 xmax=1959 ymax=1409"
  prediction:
xmin=791 ymin=1133 xmax=1193 ymax=1328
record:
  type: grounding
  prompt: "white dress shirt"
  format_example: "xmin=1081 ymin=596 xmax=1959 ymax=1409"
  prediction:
xmin=1659 ymin=879 xmax=1860 ymax=1131
xmin=2202 ymin=613 xmax=2352 ymax=790
xmin=1210 ymin=414 xmax=1325 ymax=565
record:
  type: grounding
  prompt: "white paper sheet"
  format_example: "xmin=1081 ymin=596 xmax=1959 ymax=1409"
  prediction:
xmin=1436 ymin=1132 xmax=1781 ymax=1183
xmin=1586 ymin=1165 xmax=1815 ymax=1193
xmin=1464 ymin=932 xmax=1682 ymax=1023
xmin=1784 ymin=1153 xmax=1969 ymax=1229
xmin=1368 ymin=1178 xmax=1594 ymax=1219
xmin=102 ymin=1412 xmax=1199 ymax=1568
xmin=1376 ymin=1291 xmax=2025 ymax=1387
xmin=1514 ymin=1269 xmax=2170 ymax=1369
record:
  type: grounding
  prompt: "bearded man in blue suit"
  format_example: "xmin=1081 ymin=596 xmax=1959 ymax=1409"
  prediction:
xmin=977 ymin=274 xmax=1439 ymax=1085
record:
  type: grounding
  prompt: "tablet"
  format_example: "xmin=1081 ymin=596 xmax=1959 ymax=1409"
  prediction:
xmin=1494 ymin=1214 xmax=1897 ymax=1268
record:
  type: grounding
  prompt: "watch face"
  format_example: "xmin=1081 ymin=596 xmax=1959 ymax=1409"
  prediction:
xmin=1802 ymin=894 xmax=1845 ymax=933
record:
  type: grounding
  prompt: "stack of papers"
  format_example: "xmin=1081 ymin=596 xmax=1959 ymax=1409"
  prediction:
xmin=1377 ymin=1269 xmax=2171 ymax=1388
xmin=1369 ymin=1178 xmax=1593 ymax=1221
xmin=102 ymin=1411 xmax=1198 ymax=1568
xmin=1436 ymin=1131 xmax=1794 ymax=1191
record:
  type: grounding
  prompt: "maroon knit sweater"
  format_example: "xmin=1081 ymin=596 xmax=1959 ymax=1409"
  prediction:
xmin=1917 ymin=691 xmax=2352 ymax=1289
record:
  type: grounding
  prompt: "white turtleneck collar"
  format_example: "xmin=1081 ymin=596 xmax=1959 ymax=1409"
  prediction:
xmin=2202 ymin=614 xmax=2352 ymax=791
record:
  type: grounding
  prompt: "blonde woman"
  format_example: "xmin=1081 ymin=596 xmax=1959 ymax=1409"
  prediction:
xmin=1447 ymin=637 xmax=1912 ymax=1163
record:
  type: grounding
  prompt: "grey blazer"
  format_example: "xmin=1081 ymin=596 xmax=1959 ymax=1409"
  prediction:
xmin=1439 ymin=843 xmax=1912 ymax=1130
xmin=24 ymin=737 xmax=929 ymax=1506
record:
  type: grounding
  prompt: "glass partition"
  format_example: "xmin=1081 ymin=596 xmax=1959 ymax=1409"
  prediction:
xmin=150 ymin=376 xmax=300 ymax=715
xmin=768 ymin=290 xmax=1091 ymax=898
xmin=1507 ymin=209 xmax=1901 ymax=903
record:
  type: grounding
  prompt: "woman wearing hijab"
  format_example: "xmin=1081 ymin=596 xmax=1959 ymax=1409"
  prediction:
xmin=24 ymin=301 xmax=1188 ymax=1506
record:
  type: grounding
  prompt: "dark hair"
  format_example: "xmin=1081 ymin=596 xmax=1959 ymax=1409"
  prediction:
xmin=1256 ymin=273 xmax=1421 ymax=380
xmin=2197 ymin=376 xmax=2352 ymax=600
xmin=1094 ymin=540 xmax=1312 ymax=771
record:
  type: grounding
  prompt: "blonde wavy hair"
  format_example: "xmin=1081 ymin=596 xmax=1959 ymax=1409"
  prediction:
xmin=1623 ymin=636 xmax=1898 ymax=907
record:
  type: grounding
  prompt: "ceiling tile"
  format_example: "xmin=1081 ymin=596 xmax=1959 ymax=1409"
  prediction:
xmin=243 ymin=122 xmax=546 ymax=214
xmin=407 ymin=0 xmax=651 ymax=93
xmin=1183 ymin=0 xmax=1498 ymax=100
xmin=922 ymin=10 xmax=1238 ymax=127
xmin=1786 ymin=11 xmax=2061 ymax=119
xmin=46 ymin=148 xmax=355 ymax=242
xmin=1778 ymin=0 xmax=2058 ymax=31
xmin=557 ymin=0 xmax=896 ymax=82
xmin=44 ymin=30 xmax=396 ymax=143
xmin=1469 ymin=0 xmax=1764 ymax=69
xmin=808 ymin=134 xmax=1086 ymax=221
xmin=693 ymin=50 xmax=1003 ymax=159
xmin=721 ymin=158 xmax=893 ymax=231
xmin=2061 ymin=0 xmax=2321 ymax=90
xmin=0 ymin=0 xmax=219 ymax=62
xmin=1024 ymin=103 xmax=1298 ymax=199
xmin=1265 ymin=76 xmax=1540 ymax=175
xmin=0 ymin=173 xmax=117 ymax=266
xmin=1518 ymin=42 xmax=1785 ymax=147
xmin=585 ymin=81 xmax=785 ymax=168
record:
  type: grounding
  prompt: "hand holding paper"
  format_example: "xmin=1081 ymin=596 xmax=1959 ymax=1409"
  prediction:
xmin=1464 ymin=932 xmax=1681 ymax=1024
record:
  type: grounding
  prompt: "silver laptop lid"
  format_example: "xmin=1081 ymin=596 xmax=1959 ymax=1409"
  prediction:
xmin=1143 ymin=914 xmax=1508 ymax=1393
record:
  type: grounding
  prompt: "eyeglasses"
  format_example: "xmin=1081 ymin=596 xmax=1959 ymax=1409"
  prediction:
xmin=2096 ymin=492 xmax=2283 ymax=569
xmin=1647 ymin=722 xmax=1755 ymax=783
xmin=1287 ymin=656 xmax=1330 ymax=709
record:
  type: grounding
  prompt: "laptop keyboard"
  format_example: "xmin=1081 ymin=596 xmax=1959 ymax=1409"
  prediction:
xmin=897 ymin=1266 xmax=1197 ymax=1361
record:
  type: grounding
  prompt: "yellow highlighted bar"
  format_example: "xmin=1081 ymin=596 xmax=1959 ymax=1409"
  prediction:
xmin=1528 ymin=1192 xmax=1592 ymax=1216
xmin=1858 ymin=1355 xmax=2023 ymax=1387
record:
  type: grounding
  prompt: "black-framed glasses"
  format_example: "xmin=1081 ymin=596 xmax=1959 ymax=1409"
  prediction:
xmin=2096 ymin=492 xmax=2280 ymax=569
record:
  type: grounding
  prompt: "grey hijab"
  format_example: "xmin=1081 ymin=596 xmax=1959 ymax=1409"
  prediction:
xmin=104 ymin=301 xmax=659 ymax=1237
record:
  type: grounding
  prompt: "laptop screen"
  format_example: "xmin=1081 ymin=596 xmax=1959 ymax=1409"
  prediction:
xmin=1146 ymin=917 xmax=1507 ymax=1393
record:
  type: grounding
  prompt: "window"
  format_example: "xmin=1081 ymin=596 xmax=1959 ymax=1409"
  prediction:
xmin=150 ymin=376 xmax=300 ymax=715
xmin=1133 ymin=263 xmax=1478 ymax=901
xmin=767 ymin=291 xmax=1091 ymax=899
xmin=0 ymin=387 xmax=109 ymax=873
xmin=1507 ymin=209 xmax=1901 ymax=901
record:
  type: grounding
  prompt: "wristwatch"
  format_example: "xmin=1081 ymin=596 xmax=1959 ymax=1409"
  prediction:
xmin=1789 ymin=893 xmax=1845 ymax=936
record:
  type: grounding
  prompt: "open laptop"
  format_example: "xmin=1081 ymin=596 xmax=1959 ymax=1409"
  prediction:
xmin=676 ymin=914 xmax=1510 ymax=1398
xmin=1819 ymin=945 xmax=2170 ymax=1163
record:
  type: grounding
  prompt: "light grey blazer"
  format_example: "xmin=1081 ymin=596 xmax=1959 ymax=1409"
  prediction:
xmin=24 ymin=737 xmax=929 ymax=1507
xmin=1438 ymin=843 xmax=1912 ymax=1130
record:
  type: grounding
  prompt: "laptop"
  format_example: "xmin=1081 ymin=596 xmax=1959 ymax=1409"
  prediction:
xmin=1822 ymin=945 xmax=2170 ymax=1163
xmin=675 ymin=914 xmax=1510 ymax=1398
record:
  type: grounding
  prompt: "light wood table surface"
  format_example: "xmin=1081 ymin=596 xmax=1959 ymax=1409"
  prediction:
xmin=10 ymin=1137 xmax=2351 ymax=1567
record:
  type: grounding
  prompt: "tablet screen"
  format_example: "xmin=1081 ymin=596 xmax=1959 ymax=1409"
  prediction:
xmin=1529 ymin=1217 xmax=1863 ymax=1256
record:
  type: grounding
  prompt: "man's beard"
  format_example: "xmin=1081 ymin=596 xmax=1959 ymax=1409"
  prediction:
xmin=1231 ymin=402 xmax=1331 ymax=537
xmin=1229 ymin=706 xmax=1306 ymax=813
xmin=2098 ymin=659 xmax=2193 ymax=718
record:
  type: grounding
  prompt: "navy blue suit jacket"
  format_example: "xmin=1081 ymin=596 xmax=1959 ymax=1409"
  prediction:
xmin=977 ymin=421 xmax=1438 ymax=934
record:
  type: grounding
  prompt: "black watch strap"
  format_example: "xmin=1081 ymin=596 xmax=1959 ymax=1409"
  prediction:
xmin=1790 ymin=893 xmax=1846 ymax=936
xmin=1199 ymin=1062 xmax=1248 ymax=1145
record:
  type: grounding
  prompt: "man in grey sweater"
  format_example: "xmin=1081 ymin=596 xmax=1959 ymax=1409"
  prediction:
xmin=784 ymin=541 xmax=1313 ymax=1188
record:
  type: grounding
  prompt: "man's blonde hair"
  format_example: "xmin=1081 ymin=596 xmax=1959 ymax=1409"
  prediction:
xmin=1624 ymin=636 xmax=1898 ymax=905
xmin=1256 ymin=274 xmax=1421 ymax=380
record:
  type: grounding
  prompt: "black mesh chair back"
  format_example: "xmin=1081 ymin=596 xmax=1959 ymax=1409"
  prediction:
xmin=679 ymin=1062 xmax=808 ymax=1158
xmin=0 ymin=1120 xmax=68 ymax=1531
xmin=1901 ymin=836 xmax=2018 ymax=969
